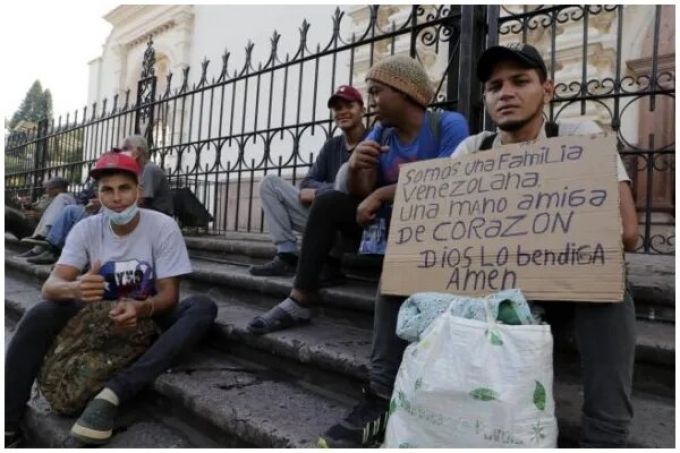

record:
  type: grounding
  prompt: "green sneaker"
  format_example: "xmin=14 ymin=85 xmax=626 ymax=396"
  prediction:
xmin=70 ymin=398 xmax=117 ymax=445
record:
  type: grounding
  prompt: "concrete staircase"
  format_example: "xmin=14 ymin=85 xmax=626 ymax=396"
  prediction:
xmin=4 ymin=233 xmax=675 ymax=448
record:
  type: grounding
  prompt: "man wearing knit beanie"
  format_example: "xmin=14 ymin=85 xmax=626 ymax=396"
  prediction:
xmin=362 ymin=54 xmax=434 ymax=110
xmin=244 ymin=54 xmax=468 ymax=447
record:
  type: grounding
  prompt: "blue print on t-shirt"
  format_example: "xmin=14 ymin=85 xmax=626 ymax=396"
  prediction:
xmin=101 ymin=259 xmax=156 ymax=300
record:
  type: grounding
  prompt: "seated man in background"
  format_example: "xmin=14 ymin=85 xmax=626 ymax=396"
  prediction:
xmin=249 ymin=85 xmax=368 ymax=280
xmin=121 ymin=134 xmax=174 ymax=217
xmin=17 ymin=176 xmax=75 ymax=257
xmin=247 ymin=55 xmax=469 ymax=337
xmin=25 ymin=135 xmax=174 ymax=265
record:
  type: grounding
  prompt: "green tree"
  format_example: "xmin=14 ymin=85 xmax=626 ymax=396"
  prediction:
xmin=9 ymin=80 xmax=54 ymax=130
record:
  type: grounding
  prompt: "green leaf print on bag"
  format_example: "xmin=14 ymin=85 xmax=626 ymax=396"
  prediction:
xmin=389 ymin=398 xmax=398 ymax=415
xmin=533 ymin=381 xmax=546 ymax=410
xmin=486 ymin=329 xmax=503 ymax=346
xmin=469 ymin=387 xmax=498 ymax=401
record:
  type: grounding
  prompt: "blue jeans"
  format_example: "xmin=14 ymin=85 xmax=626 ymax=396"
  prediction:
xmin=5 ymin=295 xmax=217 ymax=429
xmin=47 ymin=204 xmax=88 ymax=249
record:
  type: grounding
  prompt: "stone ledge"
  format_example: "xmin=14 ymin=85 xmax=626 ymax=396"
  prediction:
xmin=7 ymin=235 xmax=674 ymax=307
xmin=4 ymin=270 xmax=675 ymax=448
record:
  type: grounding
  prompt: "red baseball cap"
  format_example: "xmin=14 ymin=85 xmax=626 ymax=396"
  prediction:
xmin=327 ymin=85 xmax=363 ymax=108
xmin=90 ymin=150 xmax=141 ymax=181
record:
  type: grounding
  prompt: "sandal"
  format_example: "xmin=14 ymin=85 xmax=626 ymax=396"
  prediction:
xmin=247 ymin=300 xmax=311 ymax=335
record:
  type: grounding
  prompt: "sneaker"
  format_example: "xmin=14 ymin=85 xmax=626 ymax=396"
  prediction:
xmin=20 ymin=236 xmax=48 ymax=246
xmin=27 ymin=249 xmax=58 ymax=265
xmin=70 ymin=398 xmax=117 ymax=445
xmin=16 ymin=245 xmax=45 ymax=258
xmin=318 ymin=387 xmax=390 ymax=448
xmin=318 ymin=265 xmax=347 ymax=288
xmin=249 ymin=256 xmax=296 ymax=277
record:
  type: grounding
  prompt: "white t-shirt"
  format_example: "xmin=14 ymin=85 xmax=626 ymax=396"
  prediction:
xmin=451 ymin=120 xmax=631 ymax=182
xmin=58 ymin=208 xmax=192 ymax=300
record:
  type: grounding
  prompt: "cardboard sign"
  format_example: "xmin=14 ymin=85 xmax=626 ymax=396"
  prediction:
xmin=381 ymin=134 xmax=625 ymax=302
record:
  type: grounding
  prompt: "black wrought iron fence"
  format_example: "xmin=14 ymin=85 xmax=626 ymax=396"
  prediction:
xmin=489 ymin=5 xmax=675 ymax=254
xmin=4 ymin=5 xmax=674 ymax=255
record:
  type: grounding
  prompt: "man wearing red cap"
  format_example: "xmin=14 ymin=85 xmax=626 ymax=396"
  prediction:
xmin=5 ymin=151 xmax=217 ymax=446
xmin=22 ymin=134 xmax=174 ymax=266
xmin=249 ymin=85 xmax=367 ymax=279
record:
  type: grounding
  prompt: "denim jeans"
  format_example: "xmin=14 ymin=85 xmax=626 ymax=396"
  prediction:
xmin=31 ymin=193 xmax=76 ymax=238
xmin=46 ymin=204 xmax=89 ymax=250
xmin=5 ymin=295 xmax=217 ymax=430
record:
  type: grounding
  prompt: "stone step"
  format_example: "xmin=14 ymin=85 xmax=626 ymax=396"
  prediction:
xmin=7 ymin=235 xmax=674 ymax=323
xmin=5 ymin=292 xmax=353 ymax=448
xmin=186 ymin=234 xmax=675 ymax=319
xmin=6 ymin=260 xmax=674 ymax=401
xmin=4 ymin=325 xmax=209 ymax=448
xmin=4 ymin=269 xmax=372 ymax=388
xmin=5 ymin=250 xmax=675 ymax=376
xmin=553 ymin=381 xmax=675 ymax=448
xmin=6 ymin=296 xmax=674 ymax=449
xmin=4 ymin=241 xmax=377 ymax=317
xmin=184 ymin=235 xmax=384 ymax=280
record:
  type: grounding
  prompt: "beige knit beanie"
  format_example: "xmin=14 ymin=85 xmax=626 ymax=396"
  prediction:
xmin=366 ymin=55 xmax=434 ymax=108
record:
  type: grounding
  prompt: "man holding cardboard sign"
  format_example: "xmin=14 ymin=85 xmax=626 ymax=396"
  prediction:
xmin=376 ymin=43 xmax=638 ymax=448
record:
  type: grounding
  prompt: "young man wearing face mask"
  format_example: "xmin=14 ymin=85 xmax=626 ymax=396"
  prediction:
xmin=5 ymin=151 xmax=217 ymax=446
xmin=23 ymin=135 xmax=174 ymax=266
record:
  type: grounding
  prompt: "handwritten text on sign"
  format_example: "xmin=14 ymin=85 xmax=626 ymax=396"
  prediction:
xmin=381 ymin=135 xmax=625 ymax=302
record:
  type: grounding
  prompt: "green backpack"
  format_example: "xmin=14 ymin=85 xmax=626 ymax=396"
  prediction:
xmin=38 ymin=301 xmax=160 ymax=415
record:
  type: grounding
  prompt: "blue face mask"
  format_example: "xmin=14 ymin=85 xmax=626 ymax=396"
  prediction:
xmin=101 ymin=202 xmax=139 ymax=225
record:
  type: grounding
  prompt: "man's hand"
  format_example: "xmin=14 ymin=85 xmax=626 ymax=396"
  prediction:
xmin=85 ymin=198 xmax=101 ymax=214
xmin=349 ymin=140 xmax=388 ymax=171
xmin=109 ymin=298 xmax=140 ymax=328
xmin=75 ymin=260 xmax=105 ymax=302
xmin=24 ymin=209 xmax=40 ymax=220
xmin=356 ymin=192 xmax=383 ymax=226
xmin=299 ymin=188 xmax=316 ymax=205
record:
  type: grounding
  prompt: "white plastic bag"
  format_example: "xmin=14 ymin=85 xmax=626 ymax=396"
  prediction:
xmin=384 ymin=299 xmax=557 ymax=448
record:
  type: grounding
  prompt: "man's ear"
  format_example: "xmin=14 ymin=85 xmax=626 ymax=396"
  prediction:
xmin=137 ymin=184 xmax=144 ymax=198
xmin=543 ymin=79 xmax=554 ymax=104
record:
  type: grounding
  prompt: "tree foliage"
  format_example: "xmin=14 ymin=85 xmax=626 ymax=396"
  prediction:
xmin=9 ymin=80 xmax=54 ymax=130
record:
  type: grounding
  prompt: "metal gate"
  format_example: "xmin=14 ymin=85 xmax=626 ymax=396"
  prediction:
xmin=4 ymin=5 xmax=674 ymax=254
